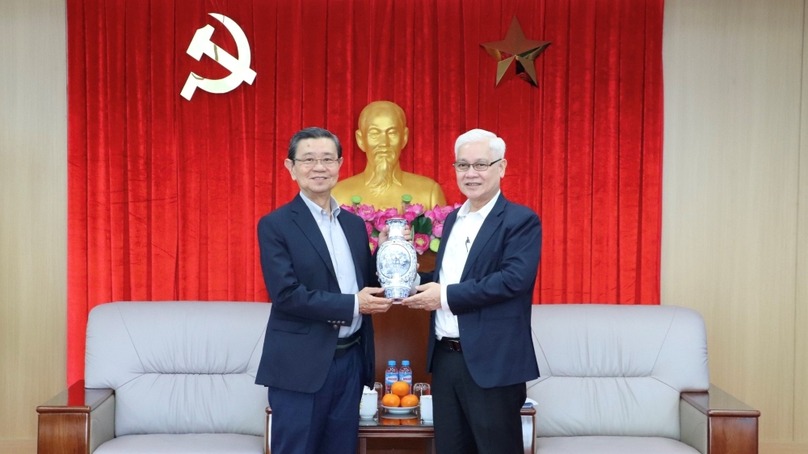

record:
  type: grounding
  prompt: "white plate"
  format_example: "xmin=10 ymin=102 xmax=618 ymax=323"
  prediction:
xmin=382 ymin=404 xmax=418 ymax=415
xmin=379 ymin=412 xmax=421 ymax=420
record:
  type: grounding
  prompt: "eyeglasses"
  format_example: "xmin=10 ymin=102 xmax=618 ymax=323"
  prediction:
xmin=452 ymin=159 xmax=502 ymax=172
xmin=292 ymin=157 xmax=341 ymax=168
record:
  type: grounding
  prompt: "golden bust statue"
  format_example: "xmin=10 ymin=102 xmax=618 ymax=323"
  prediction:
xmin=332 ymin=101 xmax=447 ymax=209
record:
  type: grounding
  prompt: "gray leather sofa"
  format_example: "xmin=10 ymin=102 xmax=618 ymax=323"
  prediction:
xmin=38 ymin=301 xmax=271 ymax=454
xmin=527 ymin=304 xmax=759 ymax=454
xmin=37 ymin=302 xmax=758 ymax=454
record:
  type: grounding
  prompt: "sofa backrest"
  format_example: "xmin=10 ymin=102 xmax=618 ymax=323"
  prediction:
xmin=527 ymin=304 xmax=709 ymax=440
xmin=84 ymin=301 xmax=270 ymax=437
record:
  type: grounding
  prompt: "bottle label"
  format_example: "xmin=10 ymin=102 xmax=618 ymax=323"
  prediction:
xmin=384 ymin=372 xmax=398 ymax=394
xmin=399 ymin=371 xmax=412 ymax=385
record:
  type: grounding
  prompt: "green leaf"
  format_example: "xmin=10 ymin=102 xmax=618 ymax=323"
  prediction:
xmin=411 ymin=216 xmax=432 ymax=236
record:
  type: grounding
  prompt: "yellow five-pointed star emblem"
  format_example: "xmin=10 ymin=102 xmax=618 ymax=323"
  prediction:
xmin=481 ymin=16 xmax=551 ymax=87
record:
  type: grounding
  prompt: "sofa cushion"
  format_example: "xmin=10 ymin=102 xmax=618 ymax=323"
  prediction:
xmin=528 ymin=305 xmax=709 ymax=439
xmin=93 ymin=433 xmax=264 ymax=454
xmin=84 ymin=302 xmax=270 ymax=437
xmin=536 ymin=436 xmax=701 ymax=454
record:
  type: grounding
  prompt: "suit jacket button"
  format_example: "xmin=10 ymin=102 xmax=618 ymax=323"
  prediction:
xmin=332 ymin=324 xmax=339 ymax=330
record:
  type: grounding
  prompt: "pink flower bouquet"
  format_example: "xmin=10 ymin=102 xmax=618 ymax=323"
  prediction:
xmin=341 ymin=199 xmax=461 ymax=255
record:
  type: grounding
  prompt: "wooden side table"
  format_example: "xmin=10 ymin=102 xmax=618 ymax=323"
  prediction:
xmin=356 ymin=406 xmax=536 ymax=454
xmin=265 ymin=401 xmax=537 ymax=454
xmin=358 ymin=423 xmax=436 ymax=454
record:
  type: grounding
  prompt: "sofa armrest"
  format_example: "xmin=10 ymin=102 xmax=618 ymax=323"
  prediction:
xmin=680 ymin=394 xmax=708 ymax=454
xmin=521 ymin=406 xmax=536 ymax=454
xmin=680 ymin=384 xmax=759 ymax=454
xmin=37 ymin=380 xmax=115 ymax=454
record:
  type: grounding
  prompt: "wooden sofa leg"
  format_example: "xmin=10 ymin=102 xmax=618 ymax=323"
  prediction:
xmin=36 ymin=381 xmax=114 ymax=454
xmin=709 ymin=415 xmax=758 ymax=454
xmin=38 ymin=412 xmax=90 ymax=454
xmin=681 ymin=385 xmax=760 ymax=454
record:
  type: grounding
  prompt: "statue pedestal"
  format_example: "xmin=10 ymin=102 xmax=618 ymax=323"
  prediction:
xmin=373 ymin=251 xmax=437 ymax=384
xmin=417 ymin=250 xmax=437 ymax=273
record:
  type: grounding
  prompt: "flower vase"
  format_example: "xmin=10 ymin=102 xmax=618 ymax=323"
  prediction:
xmin=376 ymin=218 xmax=417 ymax=301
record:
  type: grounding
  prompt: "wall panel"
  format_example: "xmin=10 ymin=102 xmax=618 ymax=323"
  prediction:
xmin=0 ymin=0 xmax=68 ymax=440
xmin=662 ymin=0 xmax=803 ymax=442
xmin=795 ymin=0 xmax=808 ymax=443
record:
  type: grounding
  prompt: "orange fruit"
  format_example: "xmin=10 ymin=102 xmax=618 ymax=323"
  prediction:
xmin=400 ymin=417 xmax=419 ymax=425
xmin=391 ymin=381 xmax=410 ymax=397
xmin=400 ymin=394 xmax=419 ymax=407
xmin=381 ymin=417 xmax=400 ymax=425
xmin=382 ymin=393 xmax=400 ymax=407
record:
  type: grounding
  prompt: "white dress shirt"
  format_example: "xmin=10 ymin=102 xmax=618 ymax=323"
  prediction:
xmin=299 ymin=193 xmax=361 ymax=337
xmin=435 ymin=191 xmax=501 ymax=340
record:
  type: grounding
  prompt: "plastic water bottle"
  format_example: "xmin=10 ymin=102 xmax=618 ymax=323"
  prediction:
xmin=384 ymin=360 xmax=398 ymax=394
xmin=399 ymin=360 xmax=413 ymax=387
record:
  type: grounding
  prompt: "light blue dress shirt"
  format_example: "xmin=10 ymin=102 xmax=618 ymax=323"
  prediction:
xmin=299 ymin=193 xmax=362 ymax=338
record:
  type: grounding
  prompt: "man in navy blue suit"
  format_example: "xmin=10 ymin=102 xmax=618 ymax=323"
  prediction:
xmin=255 ymin=127 xmax=394 ymax=454
xmin=402 ymin=128 xmax=542 ymax=454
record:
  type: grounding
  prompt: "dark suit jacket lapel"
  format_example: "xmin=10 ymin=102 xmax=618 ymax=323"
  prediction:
xmin=461 ymin=196 xmax=506 ymax=281
xmin=338 ymin=210 xmax=367 ymax=289
xmin=290 ymin=194 xmax=337 ymax=281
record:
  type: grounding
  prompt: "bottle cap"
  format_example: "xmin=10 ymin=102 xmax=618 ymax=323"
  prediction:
xmin=401 ymin=194 xmax=413 ymax=204
xmin=402 ymin=360 xmax=410 ymax=366
xmin=388 ymin=360 xmax=396 ymax=366
xmin=351 ymin=195 xmax=362 ymax=205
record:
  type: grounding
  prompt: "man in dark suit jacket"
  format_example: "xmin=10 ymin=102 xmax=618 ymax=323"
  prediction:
xmin=402 ymin=128 xmax=542 ymax=454
xmin=255 ymin=127 xmax=393 ymax=454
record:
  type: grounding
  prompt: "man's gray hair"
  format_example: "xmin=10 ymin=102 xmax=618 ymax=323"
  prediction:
xmin=454 ymin=128 xmax=506 ymax=160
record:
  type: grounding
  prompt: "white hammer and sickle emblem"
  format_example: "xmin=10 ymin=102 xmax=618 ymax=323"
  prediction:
xmin=181 ymin=13 xmax=257 ymax=100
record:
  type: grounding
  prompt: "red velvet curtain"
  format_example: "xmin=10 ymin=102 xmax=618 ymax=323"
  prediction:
xmin=67 ymin=0 xmax=664 ymax=383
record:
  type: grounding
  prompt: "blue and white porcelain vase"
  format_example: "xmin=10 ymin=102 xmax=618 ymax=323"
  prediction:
xmin=376 ymin=218 xmax=417 ymax=301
